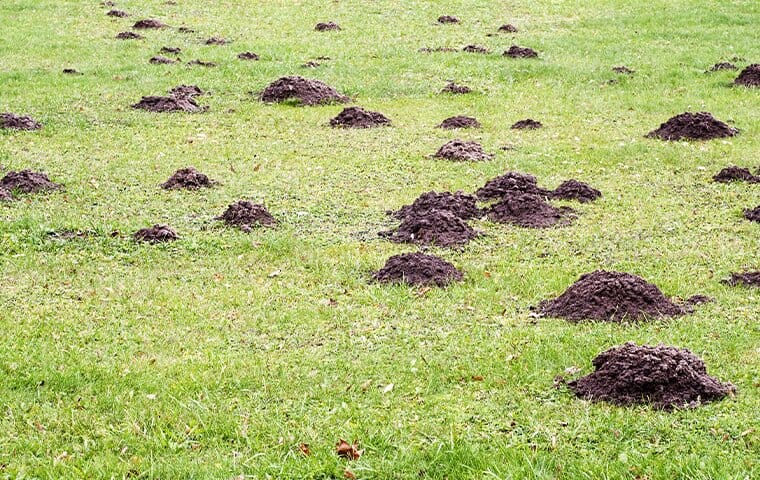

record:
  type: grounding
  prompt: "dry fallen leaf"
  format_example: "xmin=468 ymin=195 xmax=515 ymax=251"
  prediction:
xmin=336 ymin=438 xmax=363 ymax=460
xmin=471 ymin=375 xmax=484 ymax=381
xmin=298 ymin=443 xmax=311 ymax=456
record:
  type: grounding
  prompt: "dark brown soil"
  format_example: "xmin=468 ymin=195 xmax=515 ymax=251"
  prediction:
xmin=0 ymin=170 xmax=61 ymax=193
xmin=504 ymin=45 xmax=538 ymax=58
xmin=647 ymin=112 xmax=738 ymax=141
xmin=419 ymin=47 xmax=458 ymax=53
xmin=434 ymin=139 xmax=493 ymax=162
xmin=380 ymin=209 xmax=477 ymax=247
xmin=373 ymin=252 xmax=463 ymax=287
xmin=498 ymin=24 xmax=518 ymax=32
xmin=149 ymin=56 xmax=177 ymax=64
xmin=133 ymin=224 xmax=178 ymax=243
xmin=260 ymin=76 xmax=349 ymax=106
xmin=441 ymin=82 xmax=471 ymax=94
xmin=161 ymin=46 xmax=181 ymax=54
xmin=169 ymin=85 xmax=203 ymax=98
xmin=392 ymin=191 xmax=481 ymax=221
xmin=713 ymin=166 xmax=758 ymax=183
xmin=1 ymin=113 xmax=42 ymax=131
xmin=107 ymin=9 xmax=129 ymax=17
xmin=437 ymin=15 xmax=460 ymax=24
xmin=62 ymin=68 xmax=82 ymax=75
xmin=160 ymin=167 xmax=216 ymax=190
xmin=487 ymin=191 xmax=572 ymax=228
xmin=187 ymin=60 xmax=217 ymax=67
xmin=301 ymin=61 xmax=321 ymax=68
xmin=178 ymin=26 xmax=195 ymax=33
xmin=216 ymin=201 xmax=277 ymax=231
xmin=743 ymin=205 xmax=760 ymax=222
xmin=475 ymin=171 xmax=550 ymax=200
xmin=612 ymin=66 xmax=634 ymax=74
xmin=462 ymin=45 xmax=489 ymax=53
xmin=116 ymin=31 xmax=143 ymax=40
xmin=238 ymin=52 xmax=259 ymax=60
xmin=568 ymin=342 xmax=734 ymax=409
xmin=329 ymin=106 xmax=391 ymax=128
xmin=0 ymin=187 xmax=13 ymax=201
xmin=709 ymin=62 xmax=737 ymax=71
xmin=132 ymin=94 xmax=204 ymax=113
xmin=734 ymin=64 xmax=760 ymax=87
xmin=205 ymin=37 xmax=229 ymax=45
xmin=537 ymin=270 xmax=687 ymax=322
xmin=438 ymin=116 xmax=480 ymax=129
xmin=315 ymin=22 xmax=341 ymax=31
xmin=723 ymin=271 xmax=760 ymax=287
xmin=511 ymin=119 xmax=542 ymax=129
xmin=551 ymin=180 xmax=602 ymax=203
xmin=133 ymin=19 xmax=166 ymax=29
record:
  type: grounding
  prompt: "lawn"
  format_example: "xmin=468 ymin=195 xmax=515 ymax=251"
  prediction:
xmin=0 ymin=0 xmax=759 ymax=478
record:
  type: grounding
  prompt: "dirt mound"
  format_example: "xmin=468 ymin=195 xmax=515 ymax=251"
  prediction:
xmin=160 ymin=167 xmax=215 ymax=190
xmin=710 ymin=62 xmax=737 ymax=71
xmin=329 ymin=106 xmax=391 ymax=128
xmin=116 ymin=31 xmax=142 ymax=40
xmin=132 ymin=95 xmax=203 ymax=113
xmin=216 ymin=201 xmax=276 ymax=231
xmin=537 ymin=270 xmax=687 ymax=322
xmin=106 ymin=9 xmax=129 ymax=17
xmin=743 ymin=205 xmax=760 ymax=222
xmin=441 ymin=82 xmax=471 ymax=94
xmin=511 ymin=119 xmax=542 ymax=129
xmin=160 ymin=46 xmax=181 ymax=54
xmin=434 ymin=139 xmax=493 ymax=162
xmin=0 ymin=187 xmax=13 ymax=201
xmin=504 ymin=45 xmax=538 ymax=58
xmin=462 ymin=45 xmax=489 ymax=53
xmin=187 ymin=60 xmax=217 ymax=67
xmin=133 ymin=224 xmax=178 ymax=243
xmin=647 ymin=112 xmax=738 ymax=141
xmin=238 ymin=52 xmax=259 ymax=60
xmin=260 ymin=76 xmax=349 ymax=106
xmin=205 ymin=37 xmax=228 ymax=45
xmin=438 ymin=116 xmax=480 ymax=129
xmin=498 ymin=24 xmax=518 ymax=32
xmin=380 ymin=209 xmax=477 ymax=247
xmin=1 ymin=113 xmax=42 ymax=131
xmin=734 ymin=64 xmax=760 ymax=87
xmin=612 ymin=66 xmax=634 ymax=74
xmin=476 ymin=171 xmax=549 ymax=200
xmin=437 ymin=15 xmax=459 ymax=24
xmin=713 ymin=166 xmax=758 ymax=183
xmin=149 ymin=56 xmax=177 ymax=64
xmin=133 ymin=19 xmax=166 ymax=29
xmin=373 ymin=252 xmax=463 ymax=286
xmin=723 ymin=271 xmax=760 ymax=287
xmin=315 ymin=22 xmax=341 ymax=31
xmin=0 ymin=170 xmax=61 ymax=193
xmin=392 ymin=191 xmax=481 ymax=221
xmin=551 ymin=180 xmax=602 ymax=203
xmin=169 ymin=85 xmax=203 ymax=98
xmin=487 ymin=192 xmax=571 ymax=228
xmin=569 ymin=342 xmax=734 ymax=409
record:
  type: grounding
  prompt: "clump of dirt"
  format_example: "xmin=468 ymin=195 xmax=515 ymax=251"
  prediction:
xmin=511 ymin=119 xmax=542 ymax=129
xmin=709 ymin=62 xmax=737 ymax=71
xmin=149 ymin=56 xmax=177 ymax=64
xmin=487 ymin=192 xmax=572 ymax=228
xmin=302 ymin=61 xmax=321 ymax=68
xmin=612 ymin=66 xmax=634 ymax=74
xmin=568 ymin=342 xmax=734 ymax=409
xmin=161 ymin=46 xmax=181 ymax=54
xmin=133 ymin=224 xmax=178 ymax=243
xmin=133 ymin=19 xmax=166 ymax=29
xmin=107 ymin=9 xmax=129 ymax=17
xmin=537 ymin=270 xmax=688 ymax=322
xmin=504 ymin=45 xmax=538 ymax=58
xmin=462 ymin=45 xmax=489 ymax=53
xmin=0 ymin=187 xmax=13 ymax=201
xmin=238 ymin=52 xmax=259 ymax=60
xmin=434 ymin=139 xmax=493 ymax=162
xmin=315 ymin=22 xmax=341 ymax=31
xmin=187 ymin=60 xmax=217 ymax=67
xmin=438 ymin=116 xmax=480 ymax=129
xmin=329 ymin=106 xmax=391 ymax=128
xmin=169 ymin=84 xmax=203 ymax=98
xmin=743 ymin=205 xmax=760 ymax=222
xmin=476 ymin=171 xmax=549 ymax=200
xmin=734 ymin=64 xmax=760 ymax=87
xmin=216 ymin=201 xmax=277 ymax=231
xmin=373 ymin=252 xmax=463 ymax=287
xmin=551 ymin=180 xmax=602 ymax=203
xmin=380 ymin=209 xmax=478 ymax=247
xmin=437 ymin=15 xmax=460 ymax=24
xmin=1 ymin=113 xmax=42 ymax=131
xmin=0 ymin=170 xmax=61 ymax=193
xmin=419 ymin=47 xmax=458 ymax=53
xmin=392 ymin=191 xmax=481 ymax=221
xmin=63 ymin=68 xmax=82 ymax=75
xmin=205 ymin=37 xmax=228 ymax=45
xmin=178 ymin=26 xmax=195 ymax=33
xmin=713 ymin=166 xmax=758 ymax=183
xmin=722 ymin=271 xmax=760 ymax=287
xmin=260 ymin=76 xmax=349 ymax=106
xmin=647 ymin=112 xmax=738 ymax=141
xmin=441 ymin=82 xmax=471 ymax=94
xmin=116 ymin=31 xmax=143 ymax=40
xmin=498 ymin=24 xmax=518 ymax=32
xmin=160 ymin=167 xmax=216 ymax=190
xmin=132 ymin=94 xmax=204 ymax=113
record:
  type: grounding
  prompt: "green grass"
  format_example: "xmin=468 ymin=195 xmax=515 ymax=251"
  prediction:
xmin=1 ymin=0 xmax=759 ymax=478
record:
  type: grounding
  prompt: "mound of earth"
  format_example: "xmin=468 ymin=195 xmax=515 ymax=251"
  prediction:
xmin=149 ymin=56 xmax=177 ymax=64
xmin=161 ymin=167 xmax=215 ymax=190
xmin=612 ymin=66 xmax=634 ymax=74
xmin=133 ymin=19 xmax=166 ymax=29
xmin=462 ymin=45 xmax=489 ymax=53
xmin=419 ymin=47 xmax=458 ymax=53
xmin=647 ymin=112 xmax=738 ymax=141
xmin=734 ymin=64 xmax=760 ymax=87
xmin=216 ymin=201 xmax=276 ymax=231
xmin=160 ymin=46 xmax=181 ymax=54
xmin=392 ymin=191 xmax=481 ymax=221
xmin=132 ymin=94 xmax=203 ymax=113
xmin=315 ymin=22 xmax=341 ymax=31
xmin=487 ymin=191 xmax=572 ymax=228
xmin=504 ymin=45 xmax=538 ymax=58
xmin=0 ymin=170 xmax=61 ymax=193
xmin=434 ymin=139 xmax=493 ymax=162
xmin=537 ymin=270 xmax=689 ymax=322
xmin=116 ymin=31 xmax=143 ymax=40
xmin=133 ymin=224 xmax=178 ymax=243
xmin=169 ymin=85 xmax=203 ymax=98
xmin=380 ymin=209 xmax=477 ymax=247
xmin=260 ymin=76 xmax=349 ymax=106
xmin=437 ymin=15 xmax=459 ymax=24
xmin=438 ymin=116 xmax=480 ymax=129
xmin=713 ymin=166 xmax=758 ymax=183
xmin=187 ymin=60 xmax=217 ymax=67
xmin=373 ymin=252 xmax=463 ymax=286
xmin=743 ymin=205 xmax=760 ymax=222
xmin=441 ymin=82 xmax=471 ymax=94
xmin=205 ymin=37 xmax=228 ymax=45
xmin=106 ymin=9 xmax=129 ymax=17
xmin=511 ymin=119 xmax=542 ymax=129
xmin=330 ymin=106 xmax=391 ymax=128
xmin=1 ymin=113 xmax=42 ymax=131
xmin=238 ymin=52 xmax=259 ymax=60
xmin=551 ymin=180 xmax=602 ymax=203
xmin=569 ymin=342 xmax=734 ymax=409
xmin=0 ymin=187 xmax=13 ymax=201
xmin=498 ymin=24 xmax=518 ymax=32
xmin=723 ymin=271 xmax=760 ymax=287
xmin=476 ymin=171 xmax=549 ymax=200
xmin=710 ymin=62 xmax=737 ymax=71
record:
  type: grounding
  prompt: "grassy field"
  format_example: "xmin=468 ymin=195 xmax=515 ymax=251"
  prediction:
xmin=1 ymin=0 xmax=759 ymax=478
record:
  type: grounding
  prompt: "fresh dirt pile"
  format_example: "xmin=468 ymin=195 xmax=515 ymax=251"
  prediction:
xmin=434 ymin=139 xmax=493 ymax=161
xmin=161 ymin=46 xmax=181 ymax=54
xmin=133 ymin=19 xmax=166 ymax=29
xmin=380 ymin=209 xmax=477 ymax=247
xmin=0 ymin=187 xmax=13 ymax=201
xmin=504 ymin=45 xmax=538 ymax=58
xmin=260 ymin=76 xmax=349 ymax=106
xmin=476 ymin=171 xmax=550 ymax=200
xmin=329 ymin=106 xmax=391 ymax=128
xmin=205 ymin=37 xmax=228 ymax=45
xmin=373 ymin=252 xmax=463 ymax=286
xmin=187 ymin=60 xmax=217 ymax=67
xmin=161 ymin=167 xmax=216 ymax=190
xmin=487 ymin=192 xmax=572 ymax=228
xmin=734 ymin=64 xmax=760 ymax=87
xmin=723 ymin=271 xmax=760 ymax=287
xmin=392 ymin=191 xmax=481 ymax=221
xmin=569 ymin=342 xmax=734 ymax=409
xmin=462 ymin=45 xmax=489 ymax=53
xmin=551 ymin=180 xmax=602 ymax=203
xmin=315 ymin=22 xmax=341 ymax=31
xmin=537 ymin=270 xmax=688 ymax=322
xmin=116 ymin=31 xmax=143 ymax=40
xmin=710 ymin=62 xmax=737 ymax=71
xmin=441 ymin=82 xmax=471 ymax=94
xmin=169 ymin=85 xmax=203 ymax=98
xmin=713 ymin=166 xmax=758 ymax=183
xmin=133 ymin=224 xmax=178 ymax=243
xmin=498 ymin=24 xmax=518 ymax=32
xmin=0 ymin=170 xmax=61 ymax=193
xmin=132 ymin=94 xmax=203 ymax=112
xmin=106 ymin=9 xmax=129 ymax=17
xmin=647 ymin=112 xmax=738 ymax=141
xmin=612 ymin=66 xmax=634 ymax=74
xmin=438 ymin=116 xmax=480 ymax=129
xmin=437 ymin=15 xmax=459 ymax=24
xmin=1 ymin=113 xmax=42 ymax=130
xmin=238 ymin=52 xmax=259 ymax=60
xmin=743 ymin=205 xmax=760 ymax=222
xmin=216 ymin=201 xmax=276 ymax=231
xmin=149 ymin=56 xmax=177 ymax=64
xmin=511 ymin=119 xmax=542 ymax=129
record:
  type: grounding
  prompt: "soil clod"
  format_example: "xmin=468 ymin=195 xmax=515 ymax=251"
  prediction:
xmin=743 ymin=205 xmax=760 ymax=222
xmin=647 ymin=112 xmax=738 ymax=141
xmin=216 ymin=201 xmax=277 ymax=231
xmin=238 ymin=52 xmax=259 ymax=60
xmin=373 ymin=252 xmax=463 ymax=286
xmin=709 ymin=62 xmax=737 ymax=72
xmin=169 ymin=85 xmax=203 ymax=98
xmin=161 ymin=46 xmax=181 ymax=54
xmin=419 ymin=47 xmax=458 ymax=53
xmin=187 ymin=60 xmax=217 ymax=67
xmin=149 ymin=56 xmax=177 ymax=64
xmin=116 ymin=31 xmax=142 ymax=40
xmin=315 ymin=22 xmax=341 ymax=31
xmin=511 ymin=119 xmax=542 ymax=129
xmin=462 ymin=45 xmax=489 ymax=53
xmin=392 ymin=191 xmax=481 ymax=221
xmin=504 ymin=45 xmax=538 ymax=58
xmin=106 ymin=9 xmax=129 ymax=17
xmin=438 ymin=116 xmax=480 ymax=129
xmin=301 ymin=61 xmax=321 ymax=68
xmin=434 ymin=139 xmax=493 ymax=162
xmin=161 ymin=167 xmax=216 ymax=190
xmin=713 ymin=166 xmax=758 ymax=183
xmin=723 ymin=271 xmax=760 ymax=287
xmin=205 ymin=37 xmax=228 ymax=45
xmin=612 ymin=66 xmax=634 ymax=74
xmin=133 ymin=224 xmax=178 ymax=243
xmin=498 ymin=24 xmax=518 ymax=32
xmin=487 ymin=192 xmax=572 ymax=228
xmin=1 ymin=113 xmax=42 ymax=131
xmin=0 ymin=187 xmax=13 ymax=201
xmin=329 ymin=106 xmax=391 ymax=128
xmin=551 ymin=180 xmax=602 ymax=203
xmin=178 ymin=26 xmax=195 ymax=33
xmin=132 ymin=94 xmax=204 ymax=113
xmin=0 ymin=170 xmax=61 ymax=193
xmin=133 ymin=19 xmax=166 ymax=29
xmin=437 ymin=15 xmax=460 ymax=24
xmin=734 ymin=64 xmax=760 ymax=87
xmin=441 ymin=82 xmax=471 ymax=94
xmin=380 ymin=209 xmax=478 ymax=247
xmin=260 ymin=76 xmax=349 ymax=106
xmin=63 ymin=68 xmax=82 ymax=75
xmin=476 ymin=171 xmax=549 ymax=200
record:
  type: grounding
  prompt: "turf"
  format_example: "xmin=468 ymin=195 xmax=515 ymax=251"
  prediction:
xmin=1 ymin=0 xmax=759 ymax=478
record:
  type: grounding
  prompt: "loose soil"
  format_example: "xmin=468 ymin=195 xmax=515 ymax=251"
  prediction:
xmin=315 ymin=22 xmax=341 ymax=31
xmin=419 ymin=47 xmax=458 ymax=53
xmin=438 ymin=116 xmax=480 ymax=129
xmin=434 ymin=139 xmax=493 ymax=162
xmin=169 ymin=85 xmax=203 ymax=98
xmin=511 ymin=119 xmax=542 ymax=129
xmin=205 ymin=37 xmax=228 ymax=45
xmin=260 ymin=76 xmax=349 ymax=106
xmin=743 ymin=205 xmax=760 ymax=222
xmin=392 ymin=191 xmax=481 ymax=221
xmin=568 ymin=342 xmax=734 ymax=409
xmin=216 ymin=201 xmax=277 ymax=231
xmin=133 ymin=224 xmax=178 ymax=243
xmin=709 ymin=62 xmax=737 ymax=71
xmin=187 ymin=60 xmax=217 ymax=67
xmin=437 ymin=15 xmax=460 ymax=24
xmin=0 ymin=170 xmax=61 ymax=193
xmin=1 ymin=113 xmax=42 ymax=130
xmin=238 ymin=52 xmax=259 ymax=60
xmin=149 ymin=56 xmax=177 ymax=64
xmin=722 ymin=271 xmax=760 ymax=287
xmin=160 ymin=167 xmax=216 ymax=190
xmin=498 ymin=24 xmax=518 ymax=32
xmin=133 ymin=19 xmax=166 ymax=29
xmin=551 ymin=180 xmax=602 ymax=203
xmin=441 ymin=82 xmax=471 ymax=94
xmin=0 ymin=187 xmax=13 ymax=201
xmin=475 ymin=171 xmax=550 ymax=200
xmin=734 ymin=64 xmax=760 ymax=87
xmin=612 ymin=66 xmax=634 ymax=74
xmin=504 ymin=45 xmax=538 ymax=58
xmin=301 ymin=61 xmax=320 ymax=68
xmin=132 ymin=94 xmax=204 ymax=113
xmin=647 ymin=112 xmax=738 ymax=141
xmin=373 ymin=252 xmax=463 ymax=287
xmin=161 ymin=46 xmax=181 ymax=54
xmin=106 ymin=9 xmax=129 ymax=17
xmin=462 ymin=45 xmax=489 ymax=53
xmin=116 ymin=31 xmax=143 ymax=39
xmin=487 ymin=191 xmax=572 ymax=228
xmin=713 ymin=166 xmax=758 ymax=183
xmin=329 ymin=106 xmax=391 ymax=128
xmin=178 ymin=27 xmax=195 ymax=33
xmin=380 ymin=209 xmax=478 ymax=247
xmin=62 ymin=68 xmax=82 ymax=75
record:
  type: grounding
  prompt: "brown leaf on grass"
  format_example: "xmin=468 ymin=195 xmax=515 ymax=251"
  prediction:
xmin=344 ymin=468 xmax=357 ymax=479
xmin=336 ymin=438 xmax=363 ymax=460
xmin=471 ymin=375 xmax=484 ymax=381
xmin=298 ymin=443 xmax=311 ymax=456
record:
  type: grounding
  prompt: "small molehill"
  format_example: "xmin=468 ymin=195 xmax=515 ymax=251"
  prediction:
xmin=106 ymin=9 xmax=129 ymax=17
xmin=159 ymin=47 xmax=180 ymax=55
xmin=0 ymin=170 xmax=61 ymax=193
xmin=504 ymin=45 xmax=537 ymax=58
xmin=743 ymin=205 xmax=760 ymax=222
xmin=133 ymin=224 xmax=178 ymax=243
xmin=511 ymin=119 xmax=542 ymax=129
xmin=116 ymin=31 xmax=142 ymax=40
xmin=734 ymin=64 xmax=760 ymax=87
xmin=462 ymin=45 xmax=489 ymax=53
xmin=373 ymin=252 xmax=463 ymax=287
xmin=487 ymin=192 xmax=572 ymax=228
xmin=161 ymin=167 xmax=215 ymax=190
xmin=187 ymin=60 xmax=217 ymax=67
xmin=150 ymin=56 xmax=177 ymax=64
xmin=132 ymin=94 xmax=204 ymax=113
xmin=476 ymin=171 xmax=549 ymax=200
xmin=330 ymin=106 xmax=391 ymax=128
xmin=723 ymin=271 xmax=760 ymax=287
xmin=392 ymin=191 xmax=481 ymax=221
xmin=498 ymin=24 xmax=518 ymax=32
xmin=169 ymin=85 xmax=203 ymax=98
xmin=260 ymin=76 xmax=349 ymax=106
xmin=63 ymin=68 xmax=82 ymax=75
xmin=647 ymin=112 xmax=738 ymax=141
xmin=612 ymin=66 xmax=634 ymax=74
xmin=205 ymin=37 xmax=228 ymax=45
xmin=441 ymin=82 xmax=471 ymax=94
xmin=551 ymin=180 xmax=602 ymax=203
xmin=569 ymin=342 xmax=734 ymax=409
xmin=380 ymin=209 xmax=477 ymax=247
xmin=216 ymin=201 xmax=277 ymax=231
xmin=713 ymin=166 xmax=758 ymax=183
xmin=438 ymin=116 xmax=480 ymax=129
xmin=238 ymin=52 xmax=259 ymax=60
xmin=0 ymin=187 xmax=13 ymax=201
xmin=437 ymin=15 xmax=459 ymax=24
xmin=434 ymin=139 xmax=493 ymax=162
xmin=1 ymin=113 xmax=42 ymax=131
xmin=133 ymin=19 xmax=166 ymax=29
xmin=709 ymin=62 xmax=737 ymax=72
xmin=315 ymin=22 xmax=341 ymax=31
